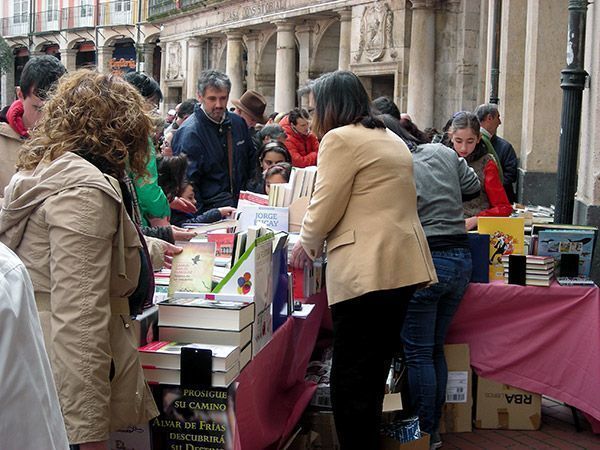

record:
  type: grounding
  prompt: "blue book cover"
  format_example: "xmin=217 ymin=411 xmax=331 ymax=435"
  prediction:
xmin=468 ymin=233 xmax=490 ymax=283
xmin=536 ymin=229 xmax=595 ymax=277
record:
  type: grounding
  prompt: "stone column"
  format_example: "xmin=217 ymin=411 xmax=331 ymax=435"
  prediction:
xmin=295 ymin=23 xmax=312 ymax=108
xmin=244 ymin=33 xmax=259 ymax=92
xmin=95 ymin=46 xmax=113 ymax=74
xmin=158 ymin=42 xmax=168 ymax=105
xmin=406 ymin=0 xmax=436 ymax=128
xmin=138 ymin=43 xmax=155 ymax=76
xmin=274 ymin=20 xmax=297 ymax=113
xmin=225 ymin=30 xmax=244 ymax=103
xmin=337 ymin=8 xmax=352 ymax=70
xmin=60 ymin=48 xmax=77 ymax=72
xmin=519 ymin=0 xmax=567 ymax=205
xmin=187 ymin=38 xmax=203 ymax=99
xmin=1 ymin=67 xmax=16 ymax=107
xmin=497 ymin=0 xmax=526 ymax=157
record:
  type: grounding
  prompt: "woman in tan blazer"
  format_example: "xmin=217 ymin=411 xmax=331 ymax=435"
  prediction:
xmin=291 ymin=71 xmax=437 ymax=449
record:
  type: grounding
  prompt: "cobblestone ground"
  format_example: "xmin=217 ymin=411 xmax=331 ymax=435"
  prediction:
xmin=442 ymin=397 xmax=600 ymax=449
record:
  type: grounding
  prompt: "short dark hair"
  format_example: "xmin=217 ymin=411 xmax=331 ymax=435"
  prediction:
xmin=177 ymin=98 xmax=199 ymax=118
xmin=474 ymin=103 xmax=499 ymax=122
xmin=288 ymin=108 xmax=311 ymax=126
xmin=372 ymin=96 xmax=401 ymax=120
xmin=20 ymin=55 xmax=66 ymax=99
xmin=197 ymin=70 xmax=231 ymax=97
xmin=258 ymin=124 xmax=287 ymax=143
xmin=123 ymin=71 xmax=163 ymax=102
xmin=265 ymin=162 xmax=292 ymax=182
xmin=310 ymin=70 xmax=384 ymax=137
xmin=450 ymin=111 xmax=481 ymax=137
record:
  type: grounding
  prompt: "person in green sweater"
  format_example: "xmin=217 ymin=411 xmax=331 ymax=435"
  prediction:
xmin=124 ymin=72 xmax=196 ymax=244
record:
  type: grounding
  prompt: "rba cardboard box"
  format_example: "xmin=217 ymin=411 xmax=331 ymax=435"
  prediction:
xmin=475 ymin=376 xmax=541 ymax=430
xmin=439 ymin=344 xmax=473 ymax=433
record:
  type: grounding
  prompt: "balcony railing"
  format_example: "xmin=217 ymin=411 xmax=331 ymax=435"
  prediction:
xmin=180 ymin=0 xmax=204 ymax=8
xmin=148 ymin=0 xmax=176 ymax=19
xmin=99 ymin=0 xmax=138 ymax=26
xmin=33 ymin=10 xmax=61 ymax=33
xmin=61 ymin=5 xmax=97 ymax=29
xmin=0 ymin=14 xmax=30 ymax=37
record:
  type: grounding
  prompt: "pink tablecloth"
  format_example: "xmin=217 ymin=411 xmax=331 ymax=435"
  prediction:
xmin=446 ymin=281 xmax=600 ymax=433
xmin=234 ymin=291 xmax=327 ymax=449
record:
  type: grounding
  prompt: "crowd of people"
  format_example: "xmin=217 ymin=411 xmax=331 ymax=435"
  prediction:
xmin=0 ymin=54 xmax=519 ymax=450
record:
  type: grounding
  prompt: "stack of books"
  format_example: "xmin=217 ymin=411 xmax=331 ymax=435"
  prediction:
xmin=138 ymin=297 xmax=254 ymax=387
xmin=502 ymin=255 xmax=555 ymax=286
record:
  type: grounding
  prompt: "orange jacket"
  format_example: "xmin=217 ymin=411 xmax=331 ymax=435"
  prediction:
xmin=279 ymin=115 xmax=319 ymax=168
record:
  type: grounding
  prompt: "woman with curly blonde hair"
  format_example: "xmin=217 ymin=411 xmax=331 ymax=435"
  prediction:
xmin=0 ymin=70 xmax=159 ymax=450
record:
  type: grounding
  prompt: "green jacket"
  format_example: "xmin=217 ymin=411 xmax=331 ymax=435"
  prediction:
xmin=134 ymin=139 xmax=170 ymax=226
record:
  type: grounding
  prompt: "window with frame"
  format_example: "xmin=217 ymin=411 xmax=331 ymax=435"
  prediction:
xmin=46 ymin=0 xmax=59 ymax=21
xmin=80 ymin=0 xmax=93 ymax=17
xmin=13 ymin=0 xmax=29 ymax=23
xmin=115 ymin=0 xmax=132 ymax=12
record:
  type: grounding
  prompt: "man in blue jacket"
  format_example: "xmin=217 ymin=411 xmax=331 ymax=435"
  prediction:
xmin=172 ymin=70 xmax=253 ymax=212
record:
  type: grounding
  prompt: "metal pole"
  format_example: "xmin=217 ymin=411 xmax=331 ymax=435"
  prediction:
xmin=489 ymin=0 xmax=502 ymax=104
xmin=554 ymin=0 xmax=589 ymax=224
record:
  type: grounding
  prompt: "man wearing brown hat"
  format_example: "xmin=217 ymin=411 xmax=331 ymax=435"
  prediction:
xmin=232 ymin=89 xmax=268 ymax=130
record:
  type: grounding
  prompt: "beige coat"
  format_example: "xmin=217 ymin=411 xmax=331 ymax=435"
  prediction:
xmin=0 ymin=122 xmax=21 ymax=196
xmin=300 ymin=124 xmax=437 ymax=305
xmin=0 ymin=152 xmax=158 ymax=444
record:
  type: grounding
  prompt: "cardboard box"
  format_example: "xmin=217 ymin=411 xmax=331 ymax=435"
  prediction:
xmin=380 ymin=432 xmax=430 ymax=450
xmin=475 ymin=376 xmax=541 ymax=430
xmin=307 ymin=411 xmax=340 ymax=450
xmin=439 ymin=344 xmax=473 ymax=433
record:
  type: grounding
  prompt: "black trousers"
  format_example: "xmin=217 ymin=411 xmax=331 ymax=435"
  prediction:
xmin=330 ymin=286 xmax=415 ymax=450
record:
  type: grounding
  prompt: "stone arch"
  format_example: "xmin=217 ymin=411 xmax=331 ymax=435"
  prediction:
xmin=311 ymin=19 xmax=340 ymax=78
xmin=145 ymin=32 xmax=160 ymax=45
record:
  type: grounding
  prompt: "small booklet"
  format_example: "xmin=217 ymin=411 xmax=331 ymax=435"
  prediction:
xmin=556 ymin=276 xmax=596 ymax=286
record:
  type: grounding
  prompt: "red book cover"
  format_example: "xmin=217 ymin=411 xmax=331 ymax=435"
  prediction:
xmin=207 ymin=232 xmax=236 ymax=257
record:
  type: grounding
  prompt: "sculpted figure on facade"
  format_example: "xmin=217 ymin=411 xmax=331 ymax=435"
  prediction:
xmin=166 ymin=42 xmax=182 ymax=79
xmin=355 ymin=0 xmax=393 ymax=62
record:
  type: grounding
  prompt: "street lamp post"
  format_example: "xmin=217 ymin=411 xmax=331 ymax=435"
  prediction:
xmin=554 ymin=0 xmax=589 ymax=224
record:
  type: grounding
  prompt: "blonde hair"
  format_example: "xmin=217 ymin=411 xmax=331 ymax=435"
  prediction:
xmin=19 ymin=70 xmax=153 ymax=178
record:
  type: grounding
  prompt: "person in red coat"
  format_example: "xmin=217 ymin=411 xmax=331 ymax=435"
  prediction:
xmin=279 ymin=108 xmax=319 ymax=167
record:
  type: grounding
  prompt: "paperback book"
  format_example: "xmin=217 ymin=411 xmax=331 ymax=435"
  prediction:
xmin=138 ymin=341 xmax=239 ymax=371
xmin=478 ymin=217 xmax=525 ymax=281
xmin=168 ymin=242 xmax=216 ymax=296
xmin=143 ymin=362 xmax=240 ymax=388
xmin=157 ymin=297 xmax=255 ymax=331
xmin=159 ymin=324 xmax=252 ymax=349
xmin=536 ymin=229 xmax=596 ymax=277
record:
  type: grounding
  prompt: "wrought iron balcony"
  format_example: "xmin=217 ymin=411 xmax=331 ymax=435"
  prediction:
xmin=99 ymin=0 xmax=139 ymax=26
xmin=33 ymin=10 xmax=61 ymax=33
xmin=61 ymin=5 xmax=97 ymax=29
xmin=0 ymin=14 xmax=30 ymax=37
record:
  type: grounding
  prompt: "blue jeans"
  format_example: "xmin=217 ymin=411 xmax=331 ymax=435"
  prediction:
xmin=401 ymin=248 xmax=472 ymax=434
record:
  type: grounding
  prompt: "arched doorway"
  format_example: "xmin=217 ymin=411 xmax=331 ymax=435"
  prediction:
xmin=13 ymin=46 xmax=29 ymax=87
xmin=110 ymin=38 xmax=136 ymax=75
xmin=75 ymin=41 xmax=96 ymax=69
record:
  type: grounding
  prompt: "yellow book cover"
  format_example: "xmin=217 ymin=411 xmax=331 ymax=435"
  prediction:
xmin=478 ymin=217 xmax=525 ymax=281
xmin=168 ymin=242 xmax=216 ymax=296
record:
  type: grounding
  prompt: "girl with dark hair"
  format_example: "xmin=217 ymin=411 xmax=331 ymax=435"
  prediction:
xmin=246 ymin=141 xmax=292 ymax=194
xmin=291 ymin=70 xmax=437 ymax=449
xmin=449 ymin=111 xmax=512 ymax=230
xmin=264 ymin=162 xmax=292 ymax=194
xmin=157 ymin=155 xmax=235 ymax=227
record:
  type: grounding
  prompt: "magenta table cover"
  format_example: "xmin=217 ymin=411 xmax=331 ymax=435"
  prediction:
xmin=234 ymin=291 xmax=327 ymax=449
xmin=446 ymin=281 xmax=600 ymax=433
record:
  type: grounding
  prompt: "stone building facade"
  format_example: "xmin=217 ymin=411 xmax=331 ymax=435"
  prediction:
xmin=2 ymin=0 xmax=600 ymax=234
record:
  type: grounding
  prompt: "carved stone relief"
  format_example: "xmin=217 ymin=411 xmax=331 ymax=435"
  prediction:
xmin=166 ymin=42 xmax=182 ymax=79
xmin=355 ymin=0 xmax=394 ymax=63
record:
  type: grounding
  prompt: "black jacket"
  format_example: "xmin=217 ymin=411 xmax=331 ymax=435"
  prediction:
xmin=171 ymin=105 xmax=253 ymax=213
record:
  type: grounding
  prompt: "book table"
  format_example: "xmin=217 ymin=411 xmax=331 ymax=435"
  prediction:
xmin=233 ymin=290 xmax=328 ymax=449
xmin=446 ymin=280 xmax=600 ymax=433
